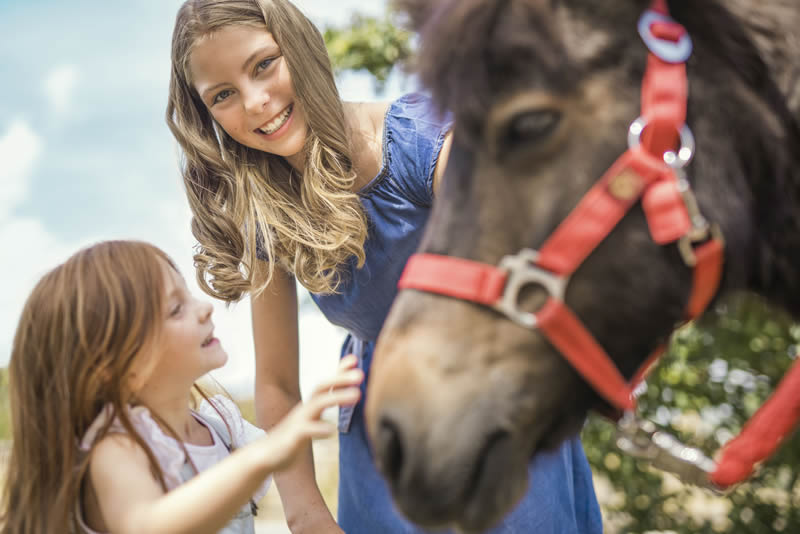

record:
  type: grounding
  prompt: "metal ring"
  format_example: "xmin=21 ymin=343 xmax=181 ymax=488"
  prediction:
xmin=492 ymin=249 xmax=568 ymax=329
xmin=627 ymin=116 xmax=695 ymax=169
xmin=637 ymin=10 xmax=693 ymax=64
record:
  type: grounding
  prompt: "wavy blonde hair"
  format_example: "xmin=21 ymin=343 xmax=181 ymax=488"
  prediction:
xmin=0 ymin=241 xmax=231 ymax=534
xmin=166 ymin=0 xmax=368 ymax=300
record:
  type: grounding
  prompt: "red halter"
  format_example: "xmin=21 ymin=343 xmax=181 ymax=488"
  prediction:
xmin=397 ymin=0 xmax=800 ymax=490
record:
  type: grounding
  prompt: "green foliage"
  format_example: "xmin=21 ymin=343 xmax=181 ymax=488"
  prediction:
xmin=323 ymin=14 xmax=413 ymax=94
xmin=583 ymin=293 xmax=800 ymax=533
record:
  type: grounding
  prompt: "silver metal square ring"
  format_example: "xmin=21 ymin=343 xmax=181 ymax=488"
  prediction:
xmin=491 ymin=249 xmax=568 ymax=329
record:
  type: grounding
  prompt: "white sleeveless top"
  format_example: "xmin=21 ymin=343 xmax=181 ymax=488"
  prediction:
xmin=77 ymin=395 xmax=271 ymax=534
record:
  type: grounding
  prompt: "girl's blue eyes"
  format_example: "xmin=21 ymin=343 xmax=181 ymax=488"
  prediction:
xmin=210 ymin=56 xmax=279 ymax=106
xmin=256 ymin=57 xmax=275 ymax=73
xmin=212 ymin=89 xmax=234 ymax=105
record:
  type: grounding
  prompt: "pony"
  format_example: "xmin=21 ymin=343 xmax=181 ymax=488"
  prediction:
xmin=364 ymin=0 xmax=800 ymax=531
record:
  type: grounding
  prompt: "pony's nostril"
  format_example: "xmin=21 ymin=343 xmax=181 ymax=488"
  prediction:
xmin=377 ymin=417 xmax=405 ymax=484
xmin=464 ymin=430 xmax=511 ymax=501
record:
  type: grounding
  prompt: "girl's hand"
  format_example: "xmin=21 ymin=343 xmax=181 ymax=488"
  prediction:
xmin=263 ymin=355 xmax=363 ymax=471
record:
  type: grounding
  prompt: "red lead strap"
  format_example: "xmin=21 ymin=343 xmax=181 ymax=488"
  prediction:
xmin=711 ymin=358 xmax=800 ymax=486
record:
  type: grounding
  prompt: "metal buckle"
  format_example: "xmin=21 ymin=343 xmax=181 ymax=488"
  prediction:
xmin=672 ymin=168 xmax=724 ymax=267
xmin=491 ymin=249 xmax=568 ymax=329
xmin=628 ymin=116 xmax=696 ymax=169
xmin=637 ymin=10 xmax=693 ymax=63
xmin=615 ymin=412 xmax=728 ymax=493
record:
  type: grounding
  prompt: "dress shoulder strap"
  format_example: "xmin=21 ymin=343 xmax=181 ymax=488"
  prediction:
xmin=193 ymin=409 xmax=234 ymax=450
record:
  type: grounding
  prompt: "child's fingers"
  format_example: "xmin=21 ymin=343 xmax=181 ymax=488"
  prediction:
xmin=339 ymin=354 xmax=358 ymax=371
xmin=299 ymin=420 xmax=337 ymax=440
xmin=303 ymin=387 xmax=361 ymax=419
xmin=312 ymin=368 xmax=364 ymax=395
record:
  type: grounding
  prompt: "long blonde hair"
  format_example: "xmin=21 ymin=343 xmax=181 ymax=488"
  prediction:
xmin=0 ymin=241 xmax=224 ymax=534
xmin=166 ymin=0 xmax=368 ymax=300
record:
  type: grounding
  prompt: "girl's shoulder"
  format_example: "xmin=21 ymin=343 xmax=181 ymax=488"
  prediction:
xmin=386 ymin=92 xmax=451 ymax=128
xmin=82 ymin=404 xmax=192 ymax=490
xmin=374 ymin=92 xmax=453 ymax=204
xmin=83 ymin=431 xmax=163 ymax=534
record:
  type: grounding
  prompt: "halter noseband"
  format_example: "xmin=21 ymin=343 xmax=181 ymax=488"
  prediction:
xmin=397 ymin=0 xmax=800 ymax=491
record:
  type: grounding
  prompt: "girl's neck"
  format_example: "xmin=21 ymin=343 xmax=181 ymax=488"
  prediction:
xmin=345 ymin=101 xmax=388 ymax=191
xmin=283 ymin=100 xmax=387 ymax=190
xmin=136 ymin=387 xmax=212 ymax=445
xmin=285 ymin=150 xmax=305 ymax=173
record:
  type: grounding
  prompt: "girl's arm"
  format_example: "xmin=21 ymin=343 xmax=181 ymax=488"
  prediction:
xmin=432 ymin=131 xmax=453 ymax=196
xmin=89 ymin=360 xmax=361 ymax=534
xmin=251 ymin=267 xmax=342 ymax=534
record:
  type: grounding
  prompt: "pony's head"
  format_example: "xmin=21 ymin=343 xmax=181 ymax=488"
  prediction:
xmin=366 ymin=0 xmax=800 ymax=531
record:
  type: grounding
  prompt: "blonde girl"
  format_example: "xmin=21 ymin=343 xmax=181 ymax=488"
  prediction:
xmin=166 ymin=1 xmax=602 ymax=533
xmin=0 ymin=240 xmax=361 ymax=534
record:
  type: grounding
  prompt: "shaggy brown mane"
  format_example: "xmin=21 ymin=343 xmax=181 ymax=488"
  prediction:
xmin=396 ymin=0 xmax=800 ymax=126
xmin=397 ymin=0 xmax=800 ymax=312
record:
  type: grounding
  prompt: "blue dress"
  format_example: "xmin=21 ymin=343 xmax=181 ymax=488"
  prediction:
xmin=311 ymin=93 xmax=603 ymax=534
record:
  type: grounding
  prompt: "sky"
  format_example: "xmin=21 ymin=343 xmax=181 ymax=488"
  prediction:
xmin=0 ymin=0 xmax=409 ymax=398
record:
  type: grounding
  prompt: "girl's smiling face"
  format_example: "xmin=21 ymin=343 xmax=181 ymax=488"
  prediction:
xmin=190 ymin=25 xmax=308 ymax=168
xmin=130 ymin=260 xmax=228 ymax=395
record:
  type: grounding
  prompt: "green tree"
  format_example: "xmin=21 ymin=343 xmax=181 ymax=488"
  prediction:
xmin=323 ymin=13 xmax=413 ymax=94
xmin=583 ymin=293 xmax=800 ymax=533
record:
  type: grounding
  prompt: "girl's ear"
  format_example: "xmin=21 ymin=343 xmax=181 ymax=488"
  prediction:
xmin=125 ymin=369 xmax=147 ymax=396
xmin=125 ymin=351 xmax=159 ymax=395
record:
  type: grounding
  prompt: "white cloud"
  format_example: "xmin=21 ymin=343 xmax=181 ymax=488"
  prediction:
xmin=0 ymin=217 xmax=93 ymax=367
xmin=0 ymin=121 xmax=42 ymax=222
xmin=293 ymin=0 xmax=385 ymax=26
xmin=43 ymin=65 xmax=79 ymax=115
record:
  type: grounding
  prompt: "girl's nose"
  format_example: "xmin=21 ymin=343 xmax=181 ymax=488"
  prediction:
xmin=198 ymin=300 xmax=213 ymax=321
xmin=244 ymin=88 xmax=270 ymax=115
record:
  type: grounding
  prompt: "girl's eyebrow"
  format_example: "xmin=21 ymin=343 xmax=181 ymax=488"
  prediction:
xmin=242 ymin=45 xmax=278 ymax=71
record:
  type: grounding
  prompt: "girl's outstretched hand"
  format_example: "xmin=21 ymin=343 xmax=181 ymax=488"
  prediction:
xmin=262 ymin=354 xmax=363 ymax=472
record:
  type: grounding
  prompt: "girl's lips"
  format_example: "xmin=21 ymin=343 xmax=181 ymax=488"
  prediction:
xmin=254 ymin=104 xmax=294 ymax=140
xmin=202 ymin=337 xmax=219 ymax=348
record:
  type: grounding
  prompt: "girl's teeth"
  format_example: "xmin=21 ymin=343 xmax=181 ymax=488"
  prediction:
xmin=258 ymin=105 xmax=292 ymax=135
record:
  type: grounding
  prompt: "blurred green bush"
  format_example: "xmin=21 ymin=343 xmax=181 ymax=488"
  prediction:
xmin=324 ymin=14 xmax=413 ymax=94
xmin=583 ymin=293 xmax=800 ymax=533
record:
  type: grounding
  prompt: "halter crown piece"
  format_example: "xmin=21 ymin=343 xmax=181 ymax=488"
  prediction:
xmin=398 ymin=0 xmax=800 ymax=491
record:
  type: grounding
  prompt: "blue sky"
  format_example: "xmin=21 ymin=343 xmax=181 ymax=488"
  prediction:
xmin=0 ymin=0 xmax=408 ymax=396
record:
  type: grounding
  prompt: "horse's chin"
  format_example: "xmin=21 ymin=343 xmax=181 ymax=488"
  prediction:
xmin=395 ymin=400 xmax=592 ymax=534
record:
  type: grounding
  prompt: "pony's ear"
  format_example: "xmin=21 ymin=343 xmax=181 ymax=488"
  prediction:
xmin=391 ymin=0 xmax=443 ymax=32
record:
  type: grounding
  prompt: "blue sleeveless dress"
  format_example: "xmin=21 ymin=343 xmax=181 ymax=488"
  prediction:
xmin=311 ymin=93 xmax=603 ymax=534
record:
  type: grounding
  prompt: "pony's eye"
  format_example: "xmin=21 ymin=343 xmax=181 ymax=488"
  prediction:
xmin=502 ymin=109 xmax=562 ymax=150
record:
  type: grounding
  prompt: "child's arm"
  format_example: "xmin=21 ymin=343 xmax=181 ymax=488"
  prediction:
xmin=88 ymin=358 xmax=362 ymax=534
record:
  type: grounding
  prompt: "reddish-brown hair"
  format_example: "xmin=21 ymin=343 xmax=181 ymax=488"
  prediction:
xmin=0 ymin=241 xmax=184 ymax=533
